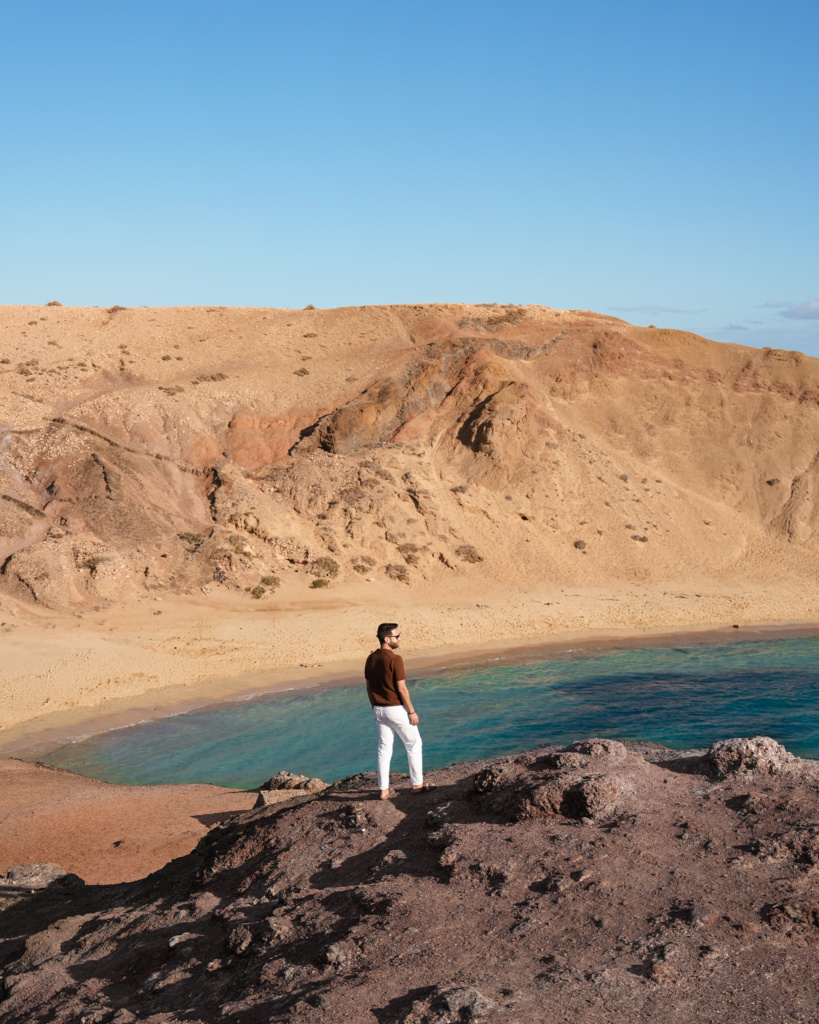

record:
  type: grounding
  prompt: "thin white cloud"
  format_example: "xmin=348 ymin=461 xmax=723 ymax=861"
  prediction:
xmin=611 ymin=304 xmax=707 ymax=314
xmin=761 ymin=299 xmax=792 ymax=308
xmin=723 ymin=323 xmax=749 ymax=331
xmin=782 ymin=299 xmax=819 ymax=320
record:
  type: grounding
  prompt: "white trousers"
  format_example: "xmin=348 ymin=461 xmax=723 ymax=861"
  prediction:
xmin=373 ymin=705 xmax=423 ymax=790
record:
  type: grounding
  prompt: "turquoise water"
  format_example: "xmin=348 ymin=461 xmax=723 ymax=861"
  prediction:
xmin=44 ymin=638 xmax=819 ymax=788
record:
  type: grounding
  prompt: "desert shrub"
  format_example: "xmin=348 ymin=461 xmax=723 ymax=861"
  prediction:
xmin=619 ymin=474 xmax=629 ymax=482
xmin=81 ymin=555 xmax=103 ymax=572
xmin=385 ymin=563 xmax=409 ymax=583
xmin=310 ymin=578 xmax=329 ymax=589
xmin=178 ymin=532 xmax=204 ymax=545
xmin=46 ymin=300 xmax=62 ymax=306
xmin=573 ymin=540 xmax=586 ymax=550
xmin=294 ymin=367 xmax=310 ymax=376
xmin=455 ymin=544 xmax=483 ymax=563
xmin=303 ymin=332 xmax=318 ymax=338
xmin=451 ymin=484 xmax=469 ymax=494
xmin=631 ymin=535 xmax=649 ymax=543
xmin=351 ymin=563 xmax=370 ymax=574
xmin=309 ymin=557 xmax=339 ymax=578
xmin=161 ymin=355 xmax=172 ymax=361
xmin=260 ymin=575 xmax=280 ymax=588
xmin=107 ymin=305 xmax=127 ymax=313
xmin=250 ymin=585 xmax=266 ymax=599
xmin=340 ymin=486 xmax=367 ymax=504
xmin=397 ymin=542 xmax=424 ymax=566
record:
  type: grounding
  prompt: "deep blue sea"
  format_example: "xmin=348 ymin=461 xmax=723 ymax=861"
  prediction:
xmin=43 ymin=638 xmax=819 ymax=788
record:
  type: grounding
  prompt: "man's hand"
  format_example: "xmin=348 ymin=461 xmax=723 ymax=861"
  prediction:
xmin=408 ymin=711 xmax=419 ymax=726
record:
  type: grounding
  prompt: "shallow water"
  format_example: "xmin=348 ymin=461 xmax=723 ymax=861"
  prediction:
xmin=44 ymin=638 xmax=819 ymax=788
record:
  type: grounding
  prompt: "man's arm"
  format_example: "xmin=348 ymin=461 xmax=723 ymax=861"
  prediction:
xmin=395 ymin=680 xmax=419 ymax=725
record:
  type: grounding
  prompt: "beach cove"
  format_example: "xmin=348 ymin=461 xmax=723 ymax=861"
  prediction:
xmin=3 ymin=582 xmax=819 ymax=763
xmin=39 ymin=630 xmax=819 ymax=787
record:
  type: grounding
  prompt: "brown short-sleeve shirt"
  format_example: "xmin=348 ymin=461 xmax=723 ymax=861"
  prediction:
xmin=365 ymin=649 xmax=406 ymax=707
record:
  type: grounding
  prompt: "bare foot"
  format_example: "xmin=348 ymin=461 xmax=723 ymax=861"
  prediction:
xmin=379 ymin=789 xmax=396 ymax=800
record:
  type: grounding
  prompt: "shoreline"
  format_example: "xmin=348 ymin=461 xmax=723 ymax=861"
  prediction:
xmin=4 ymin=618 xmax=818 ymax=764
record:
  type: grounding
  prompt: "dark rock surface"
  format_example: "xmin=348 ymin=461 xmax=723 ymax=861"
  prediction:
xmin=2 ymin=737 xmax=819 ymax=1022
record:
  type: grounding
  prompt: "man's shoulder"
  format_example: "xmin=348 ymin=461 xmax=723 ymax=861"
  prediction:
xmin=365 ymin=648 xmax=384 ymax=670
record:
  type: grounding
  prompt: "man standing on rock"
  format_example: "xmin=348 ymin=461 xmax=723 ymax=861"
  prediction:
xmin=365 ymin=623 xmax=434 ymax=799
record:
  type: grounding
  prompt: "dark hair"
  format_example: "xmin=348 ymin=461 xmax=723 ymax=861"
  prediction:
xmin=376 ymin=622 xmax=398 ymax=643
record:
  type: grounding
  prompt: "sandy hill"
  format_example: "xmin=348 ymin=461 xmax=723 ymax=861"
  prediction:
xmin=1 ymin=302 xmax=818 ymax=736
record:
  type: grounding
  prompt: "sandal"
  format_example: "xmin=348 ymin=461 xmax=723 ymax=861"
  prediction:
xmin=412 ymin=782 xmax=437 ymax=792
xmin=379 ymin=789 xmax=397 ymax=800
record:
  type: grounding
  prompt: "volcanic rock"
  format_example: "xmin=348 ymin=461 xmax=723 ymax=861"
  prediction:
xmin=3 ymin=737 xmax=819 ymax=1022
xmin=2 ymin=863 xmax=83 ymax=889
xmin=707 ymin=736 xmax=796 ymax=778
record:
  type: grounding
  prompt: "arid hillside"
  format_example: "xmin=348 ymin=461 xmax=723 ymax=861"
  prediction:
xmin=2 ymin=302 xmax=819 ymax=739
xmin=2 ymin=302 xmax=818 ymax=611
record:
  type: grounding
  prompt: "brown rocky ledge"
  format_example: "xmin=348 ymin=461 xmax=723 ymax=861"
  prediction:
xmin=2 ymin=736 xmax=818 ymax=1022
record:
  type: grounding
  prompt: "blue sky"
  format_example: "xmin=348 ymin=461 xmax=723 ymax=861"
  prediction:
xmin=1 ymin=0 xmax=817 ymax=355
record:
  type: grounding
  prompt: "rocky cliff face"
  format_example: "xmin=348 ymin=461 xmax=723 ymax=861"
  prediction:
xmin=2 ymin=736 xmax=818 ymax=1022
xmin=2 ymin=302 xmax=819 ymax=612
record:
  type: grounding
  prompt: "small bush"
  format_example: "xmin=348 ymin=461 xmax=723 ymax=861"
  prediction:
xmin=310 ymin=578 xmax=329 ymax=588
xmin=161 ymin=355 xmax=172 ymax=361
xmin=309 ymin=557 xmax=339 ymax=578
xmin=46 ymin=300 xmax=62 ymax=306
xmin=178 ymin=532 xmax=204 ymax=544
xmin=451 ymin=484 xmax=469 ymax=494
xmin=455 ymin=544 xmax=483 ymax=563
xmin=107 ymin=305 xmax=127 ymax=314
xmin=631 ymin=535 xmax=649 ymax=543
xmin=619 ymin=474 xmax=629 ymax=482
xmin=573 ymin=540 xmax=586 ymax=550
xmin=397 ymin=542 xmax=424 ymax=566
xmin=250 ymin=585 xmax=266 ymax=599
xmin=294 ymin=367 xmax=310 ymax=376
xmin=303 ymin=332 xmax=318 ymax=338
xmin=260 ymin=575 xmax=280 ymax=588
xmin=81 ymin=556 xmax=103 ymax=572
xmin=385 ymin=563 xmax=409 ymax=583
